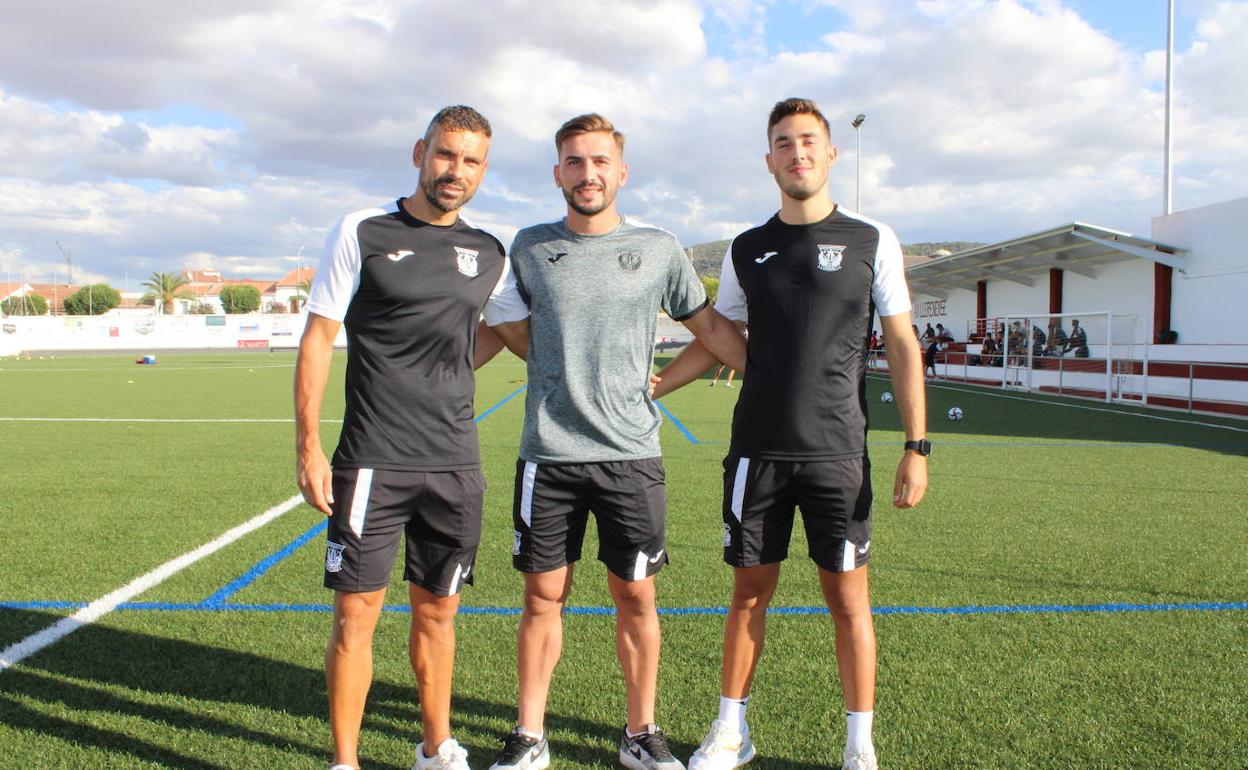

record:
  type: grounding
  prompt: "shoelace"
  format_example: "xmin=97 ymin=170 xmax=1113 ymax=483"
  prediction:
xmin=700 ymin=723 xmax=742 ymax=753
xmin=634 ymin=728 xmax=676 ymax=761
xmin=497 ymin=732 xmax=540 ymax=764
xmin=432 ymin=743 xmax=468 ymax=769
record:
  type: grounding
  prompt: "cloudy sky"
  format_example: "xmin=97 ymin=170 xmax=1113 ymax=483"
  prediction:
xmin=1 ymin=0 xmax=1245 ymax=288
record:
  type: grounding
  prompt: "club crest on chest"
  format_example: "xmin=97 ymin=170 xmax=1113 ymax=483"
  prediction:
xmin=817 ymin=244 xmax=846 ymax=272
xmin=618 ymin=250 xmax=641 ymax=272
xmin=455 ymin=247 xmax=480 ymax=277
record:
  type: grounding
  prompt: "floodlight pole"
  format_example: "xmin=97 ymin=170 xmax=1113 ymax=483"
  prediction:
xmin=852 ymin=114 xmax=866 ymax=212
xmin=1163 ymin=0 xmax=1174 ymax=215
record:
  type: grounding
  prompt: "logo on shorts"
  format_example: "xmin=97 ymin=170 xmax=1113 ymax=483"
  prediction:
xmin=386 ymin=250 xmax=413 ymax=262
xmin=618 ymin=250 xmax=641 ymax=272
xmin=817 ymin=244 xmax=846 ymax=272
xmin=858 ymin=540 xmax=871 ymax=555
xmin=326 ymin=541 xmax=346 ymax=573
xmin=455 ymin=247 xmax=479 ymax=277
xmin=723 ymin=523 xmax=732 ymax=547
xmin=512 ymin=529 xmax=523 ymax=556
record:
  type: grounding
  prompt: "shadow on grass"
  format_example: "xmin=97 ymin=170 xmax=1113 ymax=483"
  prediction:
xmin=0 ymin=608 xmax=833 ymax=770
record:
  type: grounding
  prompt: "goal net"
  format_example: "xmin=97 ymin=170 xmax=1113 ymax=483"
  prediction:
xmin=963 ymin=311 xmax=1149 ymax=403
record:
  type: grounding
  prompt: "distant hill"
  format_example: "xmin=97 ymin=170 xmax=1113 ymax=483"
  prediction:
xmin=685 ymin=239 xmax=986 ymax=277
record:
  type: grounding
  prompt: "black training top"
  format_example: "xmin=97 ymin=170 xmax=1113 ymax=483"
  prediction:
xmin=714 ymin=207 xmax=911 ymax=461
xmin=306 ymin=199 xmax=526 ymax=471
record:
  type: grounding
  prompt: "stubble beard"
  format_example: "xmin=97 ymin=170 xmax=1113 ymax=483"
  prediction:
xmin=563 ymin=181 xmax=616 ymax=217
xmin=421 ymin=172 xmax=472 ymax=213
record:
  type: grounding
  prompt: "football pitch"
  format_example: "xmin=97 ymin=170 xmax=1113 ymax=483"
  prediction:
xmin=1 ymin=350 xmax=1245 ymax=770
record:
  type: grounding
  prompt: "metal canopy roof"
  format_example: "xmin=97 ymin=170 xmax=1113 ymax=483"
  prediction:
xmin=905 ymin=222 xmax=1189 ymax=299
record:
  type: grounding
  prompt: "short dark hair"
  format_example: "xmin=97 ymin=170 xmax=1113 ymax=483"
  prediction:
xmin=555 ymin=113 xmax=625 ymax=155
xmin=425 ymin=105 xmax=492 ymax=141
xmin=767 ymin=98 xmax=831 ymax=143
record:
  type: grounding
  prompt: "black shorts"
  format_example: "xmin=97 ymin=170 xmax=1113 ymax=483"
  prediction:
xmin=323 ymin=467 xmax=484 ymax=596
xmin=512 ymin=458 xmax=668 ymax=581
xmin=722 ymin=455 xmax=872 ymax=572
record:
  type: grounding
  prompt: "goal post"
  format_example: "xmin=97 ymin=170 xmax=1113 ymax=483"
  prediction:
xmin=963 ymin=311 xmax=1148 ymax=403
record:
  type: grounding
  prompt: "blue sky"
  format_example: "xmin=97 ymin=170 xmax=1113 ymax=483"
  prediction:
xmin=0 ymin=0 xmax=1244 ymax=287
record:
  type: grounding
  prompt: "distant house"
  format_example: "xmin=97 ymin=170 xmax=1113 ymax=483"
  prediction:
xmin=273 ymin=266 xmax=315 ymax=313
xmin=179 ymin=270 xmax=283 ymax=313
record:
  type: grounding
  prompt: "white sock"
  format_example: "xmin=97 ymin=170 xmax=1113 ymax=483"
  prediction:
xmin=516 ymin=725 xmax=544 ymax=741
xmin=718 ymin=695 xmax=749 ymax=734
xmin=846 ymin=711 xmax=873 ymax=754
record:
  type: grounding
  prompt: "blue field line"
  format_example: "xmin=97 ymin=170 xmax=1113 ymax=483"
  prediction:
xmin=476 ymin=384 xmax=527 ymax=423
xmin=655 ymin=401 xmax=699 ymax=445
xmin=193 ymin=386 xmax=530 ymax=607
xmin=4 ymin=600 xmax=1245 ymax=617
xmin=201 ymin=520 xmax=328 ymax=607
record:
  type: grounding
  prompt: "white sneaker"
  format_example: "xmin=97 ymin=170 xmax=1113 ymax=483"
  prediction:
xmin=688 ymin=720 xmax=754 ymax=770
xmin=414 ymin=738 xmax=471 ymax=770
xmin=841 ymin=747 xmax=877 ymax=770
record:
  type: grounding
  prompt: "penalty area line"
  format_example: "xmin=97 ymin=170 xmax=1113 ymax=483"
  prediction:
xmin=0 ymin=494 xmax=303 ymax=673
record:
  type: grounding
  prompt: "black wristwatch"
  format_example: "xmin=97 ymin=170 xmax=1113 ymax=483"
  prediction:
xmin=904 ymin=439 xmax=932 ymax=457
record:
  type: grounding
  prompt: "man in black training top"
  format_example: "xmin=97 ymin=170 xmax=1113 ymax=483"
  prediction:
xmin=653 ymin=98 xmax=928 ymax=770
xmin=296 ymin=105 xmax=529 ymax=770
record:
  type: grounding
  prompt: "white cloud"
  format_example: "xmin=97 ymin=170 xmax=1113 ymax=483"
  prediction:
xmin=0 ymin=0 xmax=1245 ymax=285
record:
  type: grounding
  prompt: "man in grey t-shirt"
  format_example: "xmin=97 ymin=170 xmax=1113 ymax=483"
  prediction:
xmin=488 ymin=114 xmax=746 ymax=770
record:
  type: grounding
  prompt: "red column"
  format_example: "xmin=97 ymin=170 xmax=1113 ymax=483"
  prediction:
xmin=1049 ymin=268 xmax=1063 ymax=315
xmin=1154 ymin=263 xmax=1173 ymax=343
xmin=976 ymin=281 xmax=987 ymax=337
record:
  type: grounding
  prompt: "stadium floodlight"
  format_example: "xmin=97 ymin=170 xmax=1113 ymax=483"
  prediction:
xmin=851 ymin=114 xmax=866 ymax=212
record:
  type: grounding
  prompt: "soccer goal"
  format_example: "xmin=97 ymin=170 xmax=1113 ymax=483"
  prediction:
xmin=965 ymin=311 xmax=1149 ymax=403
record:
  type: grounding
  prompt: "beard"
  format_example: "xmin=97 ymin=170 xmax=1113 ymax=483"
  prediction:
xmin=774 ymin=166 xmax=826 ymax=201
xmin=420 ymin=172 xmax=473 ymax=213
xmin=562 ymin=181 xmax=617 ymax=217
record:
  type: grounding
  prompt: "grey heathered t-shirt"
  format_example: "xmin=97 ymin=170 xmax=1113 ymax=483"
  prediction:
xmin=511 ymin=217 xmax=708 ymax=464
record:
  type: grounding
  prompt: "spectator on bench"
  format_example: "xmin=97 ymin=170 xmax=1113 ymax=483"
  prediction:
xmin=1045 ymin=324 xmax=1067 ymax=357
xmin=1064 ymin=319 xmax=1089 ymax=358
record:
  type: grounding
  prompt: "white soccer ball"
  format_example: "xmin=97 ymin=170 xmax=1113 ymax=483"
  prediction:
xmin=947 ymin=406 xmax=964 ymax=421
xmin=880 ymin=391 xmax=894 ymax=403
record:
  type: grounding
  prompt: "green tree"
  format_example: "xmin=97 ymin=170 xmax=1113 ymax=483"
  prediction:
xmin=1 ymin=293 xmax=48 ymax=316
xmin=292 ymin=277 xmax=312 ymax=313
xmin=140 ymin=272 xmax=194 ymax=315
xmin=63 ymin=284 xmax=120 ymax=315
xmin=219 ymin=284 xmax=261 ymax=314
xmin=700 ymin=275 xmax=720 ymax=303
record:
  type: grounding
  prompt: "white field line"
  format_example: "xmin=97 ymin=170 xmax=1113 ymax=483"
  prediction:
xmin=867 ymin=375 xmax=1248 ymax=435
xmin=0 ymin=494 xmax=304 ymax=672
xmin=0 ymin=417 xmax=341 ymax=423
xmin=0 ymin=363 xmax=295 ymax=373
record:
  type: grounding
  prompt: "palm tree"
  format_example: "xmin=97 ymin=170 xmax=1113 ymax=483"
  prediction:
xmin=141 ymin=272 xmax=194 ymax=315
xmin=293 ymin=277 xmax=313 ymax=312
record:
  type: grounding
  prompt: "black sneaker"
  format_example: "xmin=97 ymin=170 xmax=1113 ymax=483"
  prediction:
xmin=489 ymin=728 xmax=550 ymax=770
xmin=619 ymin=725 xmax=685 ymax=770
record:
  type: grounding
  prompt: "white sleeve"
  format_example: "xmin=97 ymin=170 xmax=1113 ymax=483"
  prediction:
xmin=872 ymin=223 xmax=911 ymax=317
xmin=712 ymin=241 xmax=747 ymax=323
xmin=306 ymin=212 xmax=368 ymax=322
xmin=483 ymin=255 xmax=530 ymax=326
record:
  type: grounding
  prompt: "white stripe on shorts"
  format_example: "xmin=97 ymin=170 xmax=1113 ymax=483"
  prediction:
xmin=448 ymin=562 xmax=464 ymax=594
xmin=519 ymin=461 xmax=538 ymax=527
xmin=841 ymin=539 xmax=856 ymax=572
xmin=632 ymin=552 xmax=648 ymax=581
xmin=730 ymin=457 xmax=750 ymax=522
xmin=349 ymin=468 xmax=374 ymax=538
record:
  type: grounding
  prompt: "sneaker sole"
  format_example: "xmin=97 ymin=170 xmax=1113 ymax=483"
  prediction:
xmin=619 ymin=749 xmax=683 ymax=770
xmin=689 ymin=741 xmax=755 ymax=770
xmin=490 ymin=749 xmax=550 ymax=770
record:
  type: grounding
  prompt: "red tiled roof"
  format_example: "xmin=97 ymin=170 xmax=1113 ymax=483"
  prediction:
xmin=275 ymin=266 xmax=316 ymax=287
xmin=221 ymin=279 xmax=277 ymax=295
